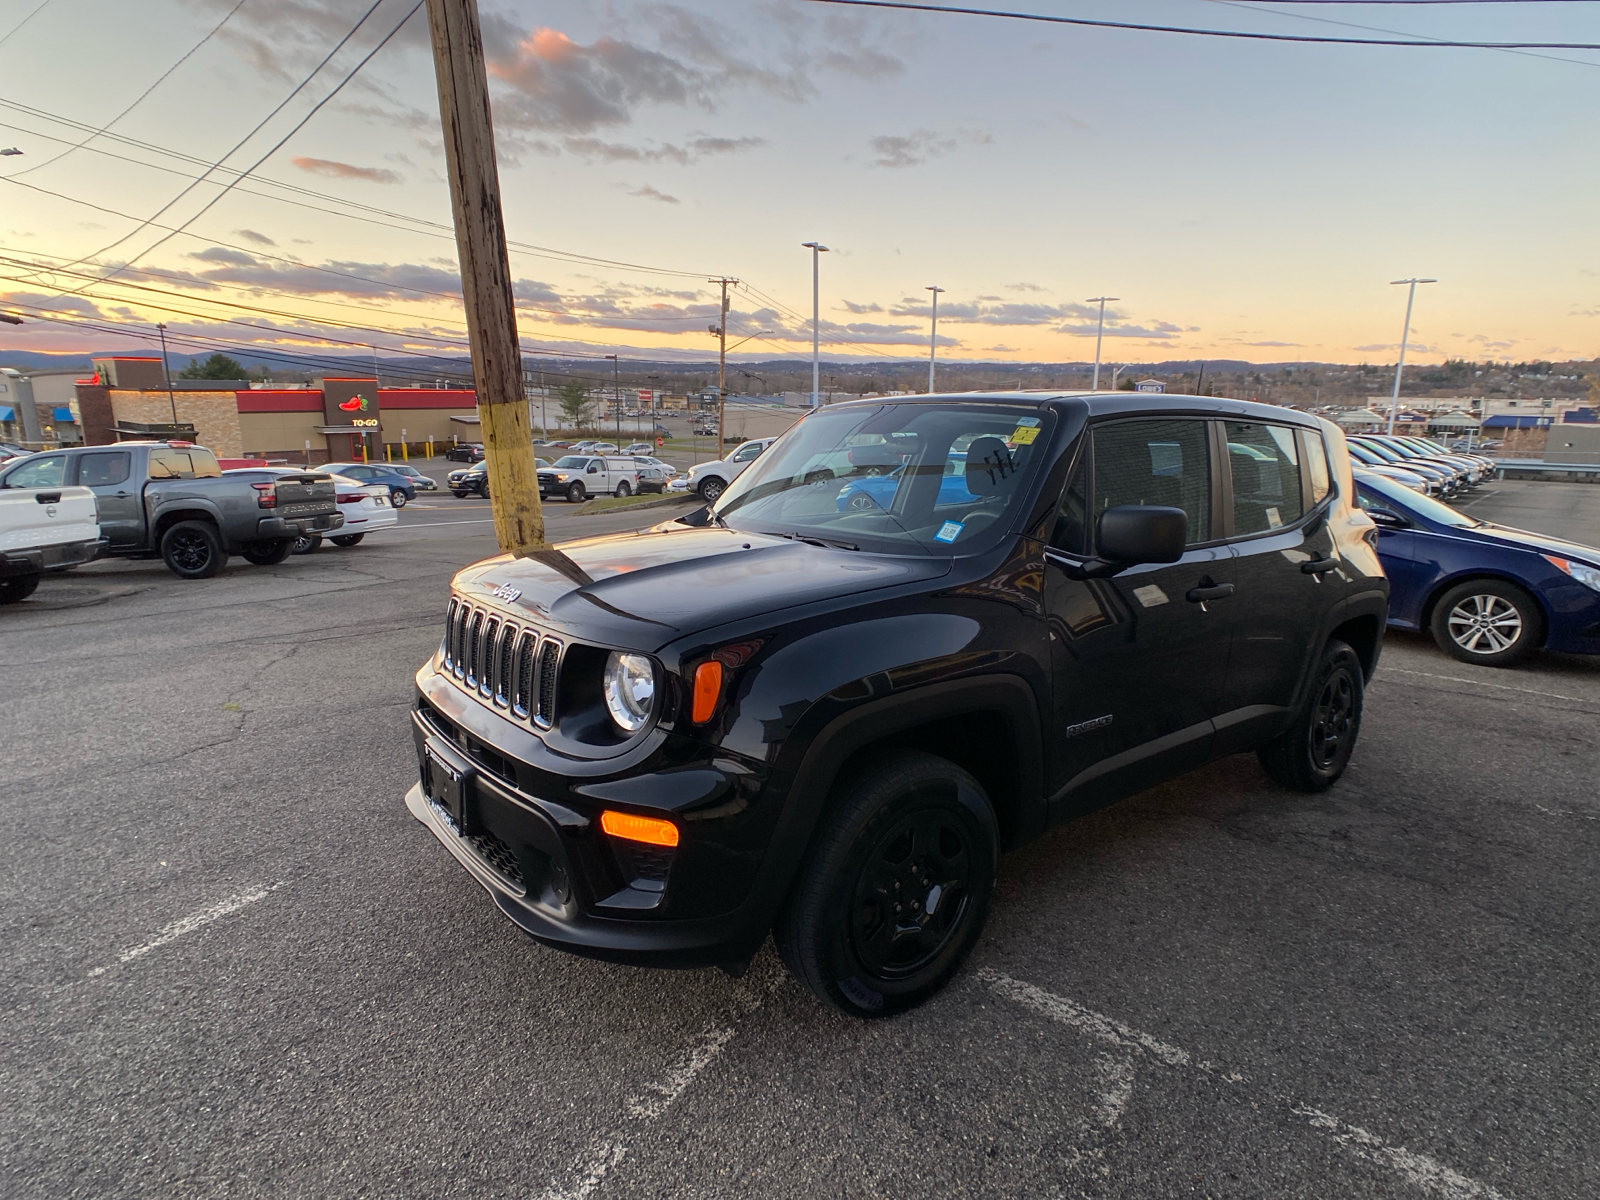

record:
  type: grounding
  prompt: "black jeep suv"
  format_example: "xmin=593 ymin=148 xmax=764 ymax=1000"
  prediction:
xmin=407 ymin=393 xmax=1388 ymax=1017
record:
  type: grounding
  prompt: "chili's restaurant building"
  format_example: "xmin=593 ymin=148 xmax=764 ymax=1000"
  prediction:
xmin=74 ymin=358 xmax=478 ymax=462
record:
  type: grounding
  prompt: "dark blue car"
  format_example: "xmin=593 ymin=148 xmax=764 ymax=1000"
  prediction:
xmin=321 ymin=462 xmax=417 ymax=506
xmin=1354 ymin=470 xmax=1600 ymax=666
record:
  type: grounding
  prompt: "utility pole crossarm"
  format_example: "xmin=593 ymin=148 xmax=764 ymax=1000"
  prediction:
xmin=425 ymin=0 xmax=545 ymax=554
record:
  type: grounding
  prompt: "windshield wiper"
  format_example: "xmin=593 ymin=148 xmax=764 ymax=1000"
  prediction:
xmin=776 ymin=530 xmax=858 ymax=551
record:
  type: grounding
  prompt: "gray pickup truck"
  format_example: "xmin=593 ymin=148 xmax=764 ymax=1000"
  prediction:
xmin=0 ymin=441 xmax=343 ymax=579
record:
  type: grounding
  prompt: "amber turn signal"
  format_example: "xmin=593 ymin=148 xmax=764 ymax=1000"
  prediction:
xmin=600 ymin=809 xmax=680 ymax=848
xmin=691 ymin=660 xmax=723 ymax=723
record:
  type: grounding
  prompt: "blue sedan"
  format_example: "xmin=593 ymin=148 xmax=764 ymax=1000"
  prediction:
xmin=836 ymin=463 xmax=977 ymax=512
xmin=1354 ymin=470 xmax=1600 ymax=666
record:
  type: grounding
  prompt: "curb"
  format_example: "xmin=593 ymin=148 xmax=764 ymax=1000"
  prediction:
xmin=572 ymin=493 xmax=700 ymax=517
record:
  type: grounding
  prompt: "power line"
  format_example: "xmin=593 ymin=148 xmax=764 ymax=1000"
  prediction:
xmin=0 ymin=0 xmax=53 ymax=49
xmin=2 ymin=0 xmax=250 ymax=180
xmin=796 ymin=0 xmax=1600 ymax=48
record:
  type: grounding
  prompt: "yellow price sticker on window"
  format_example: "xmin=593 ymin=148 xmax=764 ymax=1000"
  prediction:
xmin=1009 ymin=425 xmax=1040 ymax=445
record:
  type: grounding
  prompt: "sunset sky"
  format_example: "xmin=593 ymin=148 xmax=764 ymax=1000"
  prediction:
xmin=2 ymin=0 xmax=1597 ymax=369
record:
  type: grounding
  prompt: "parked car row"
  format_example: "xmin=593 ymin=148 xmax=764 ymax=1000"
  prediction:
xmin=1345 ymin=434 xmax=1493 ymax=499
xmin=449 ymin=455 xmax=679 ymax=501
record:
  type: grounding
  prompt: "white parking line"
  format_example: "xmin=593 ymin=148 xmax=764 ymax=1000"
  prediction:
xmin=977 ymin=968 xmax=1512 ymax=1200
xmin=1380 ymin=667 xmax=1589 ymax=706
xmin=536 ymin=963 xmax=780 ymax=1200
xmin=87 ymin=883 xmax=284 ymax=977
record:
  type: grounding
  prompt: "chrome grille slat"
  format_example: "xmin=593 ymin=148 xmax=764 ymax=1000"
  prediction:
xmin=512 ymin=631 xmax=537 ymax=717
xmin=494 ymin=622 xmax=515 ymax=707
xmin=479 ymin=617 xmax=500 ymax=697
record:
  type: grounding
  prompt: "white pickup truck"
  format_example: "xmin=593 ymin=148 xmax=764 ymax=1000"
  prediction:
xmin=0 ymin=483 xmax=104 ymax=603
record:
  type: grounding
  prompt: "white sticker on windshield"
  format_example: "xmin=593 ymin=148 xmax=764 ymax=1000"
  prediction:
xmin=1132 ymin=584 xmax=1169 ymax=608
xmin=1266 ymin=506 xmax=1282 ymax=528
xmin=934 ymin=521 xmax=964 ymax=543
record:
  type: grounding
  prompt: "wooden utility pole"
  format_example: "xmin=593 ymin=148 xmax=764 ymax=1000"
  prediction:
xmin=424 ymin=0 xmax=545 ymax=553
xmin=711 ymin=277 xmax=736 ymax=460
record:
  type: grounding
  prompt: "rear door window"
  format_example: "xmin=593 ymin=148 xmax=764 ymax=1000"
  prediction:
xmin=1225 ymin=422 xmax=1304 ymax=534
xmin=1090 ymin=418 xmax=1212 ymax=546
xmin=1300 ymin=429 xmax=1331 ymax=504
xmin=76 ymin=451 xmax=131 ymax=487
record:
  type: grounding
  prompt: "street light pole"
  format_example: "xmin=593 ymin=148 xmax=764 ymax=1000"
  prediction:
xmin=925 ymin=285 xmax=944 ymax=393
xmin=1086 ymin=297 xmax=1119 ymax=391
xmin=802 ymin=242 xmax=829 ymax=407
xmin=156 ymin=322 xmax=178 ymax=424
xmin=607 ymin=354 xmax=621 ymax=444
xmin=1387 ymin=277 xmax=1436 ymax=435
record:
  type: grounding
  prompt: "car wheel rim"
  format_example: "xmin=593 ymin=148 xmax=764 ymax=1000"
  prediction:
xmin=846 ymin=493 xmax=877 ymax=511
xmin=292 ymin=536 xmax=314 ymax=553
xmin=171 ymin=531 xmax=209 ymax=571
xmin=1309 ymin=669 xmax=1354 ymax=769
xmin=702 ymin=481 xmax=723 ymax=500
xmin=850 ymin=802 xmax=970 ymax=981
xmin=1446 ymin=594 xmax=1522 ymax=655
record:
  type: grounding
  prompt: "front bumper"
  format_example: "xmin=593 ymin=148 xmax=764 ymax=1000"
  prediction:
xmin=1 ymin=536 xmax=107 ymax=576
xmin=405 ymin=701 xmax=772 ymax=969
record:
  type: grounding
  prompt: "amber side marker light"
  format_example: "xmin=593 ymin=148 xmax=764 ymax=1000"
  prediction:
xmin=601 ymin=810 xmax=680 ymax=848
xmin=691 ymin=660 xmax=723 ymax=724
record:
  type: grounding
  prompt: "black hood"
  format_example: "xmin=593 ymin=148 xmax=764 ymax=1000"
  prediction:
xmin=452 ymin=523 xmax=952 ymax=651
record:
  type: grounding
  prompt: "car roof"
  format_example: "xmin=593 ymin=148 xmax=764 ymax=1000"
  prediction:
xmin=820 ymin=390 xmax=1324 ymax=429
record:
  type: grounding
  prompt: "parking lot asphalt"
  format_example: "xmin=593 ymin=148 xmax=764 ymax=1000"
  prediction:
xmin=3 ymin=481 xmax=1597 ymax=1199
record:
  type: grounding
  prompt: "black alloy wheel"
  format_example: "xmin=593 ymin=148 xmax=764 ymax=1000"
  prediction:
xmin=476 ymin=483 xmax=490 ymax=499
xmin=330 ymin=533 xmax=365 ymax=547
xmin=777 ymin=750 xmax=998 ymax=1018
xmin=291 ymin=533 xmax=322 ymax=555
xmin=241 ymin=539 xmax=292 ymax=566
xmin=1430 ymin=579 xmax=1541 ymax=667
xmin=0 ymin=573 xmax=41 ymax=603
xmin=390 ymin=490 xmax=408 ymax=508
xmin=1257 ymin=639 xmax=1364 ymax=792
xmin=698 ymin=476 xmax=726 ymax=503
xmin=566 ymin=481 xmax=586 ymax=503
xmin=159 ymin=520 xmax=225 ymax=579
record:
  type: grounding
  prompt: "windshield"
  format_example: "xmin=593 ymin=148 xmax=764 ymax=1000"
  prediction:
xmin=550 ymin=456 xmax=590 ymax=469
xmin=1356 ymin=471 xmax=1479 ymax=528
xmin=712 ymin=401 xmax=1054 ymax=556
xmin=1353 ymin=440 xmax=1404 ymax=463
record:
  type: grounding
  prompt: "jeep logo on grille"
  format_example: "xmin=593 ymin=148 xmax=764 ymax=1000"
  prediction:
xmin=490 ymin=583 xmax=522 ymax=604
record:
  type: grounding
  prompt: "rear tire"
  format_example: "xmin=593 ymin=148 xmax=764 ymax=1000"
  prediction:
xmin=291 ymin=534 xmax=322 ymax=555
xmin=776 ymin=750 xmax=998 ymax=1018
xmin=1430 ymin=579 xmax=1541 ymax=667
xmin=241 ymin=539 xmax=292 ymax=566
xmin=160 ymin=520 xmax=225 ymax=579
xmin=330 ymin=533 xmax=365 ymax=547
xmin=390 ymin=490 xmax=408 ymax=508
xmin=0 ymin=573 xmax=41 ymax=603
xmin=1257 ymin=639 xmax=1364 ymax=792
xmin=615 ymin=480 xmax=631 ymax=498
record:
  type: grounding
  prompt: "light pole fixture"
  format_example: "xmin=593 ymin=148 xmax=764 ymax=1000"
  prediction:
xmin=802 ymin=242 xmax=829 ymax=406
xmin=156 ymin=322 xmax=178 ymax=424
xmin=925 ymin=286 xmax=944 ymax=394
xmin=1086 ymin=297 xmax=1119 ymax=391
xmin=1387 ymin=278 xmax=1436 ymax=435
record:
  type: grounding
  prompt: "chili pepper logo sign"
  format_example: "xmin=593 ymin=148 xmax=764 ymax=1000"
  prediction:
xmin=339 ymin=396 xmax=370 ymax=412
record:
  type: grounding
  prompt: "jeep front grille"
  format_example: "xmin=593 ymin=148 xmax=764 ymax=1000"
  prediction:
xmin=440 ymin=598 xmax=562 ymax=729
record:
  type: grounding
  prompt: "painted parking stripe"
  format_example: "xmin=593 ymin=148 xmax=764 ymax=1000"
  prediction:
xmin=978 ymin=968 xmax=1512 ymax=1200
xmin=1380 ymin=667 xmax=1590 ymax=706
xmin=87 ymin=883 xmax=284 ymax=977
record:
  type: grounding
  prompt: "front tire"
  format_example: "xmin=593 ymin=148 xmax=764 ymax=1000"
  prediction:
xmin=776 ymin=750 xmax=999 ymax=1019
xmin=291 ymin=534 xmax=322 ymax=555
xmin=241 ymin=539 xmax=292 ymax=566
xmin=1430 ymin=579 xmax=1541 ymax=667
xmin=698 ymin=476 xmax=726 ymax=503
xmin=160 ymin=520 xmax=225 ymax=579
xmin=330 ymin=533 xmax=365 ymax=547
xmin=0 ymin=573 xmax=41 ymax=603
xmin=1257 ymin=639 xmax=1364 ymax=792
xmin=567 ymin=482 xmax=586 ymax=503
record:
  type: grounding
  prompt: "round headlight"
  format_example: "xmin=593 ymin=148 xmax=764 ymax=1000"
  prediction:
xmin=603 ymin=652 xmax=655 ymax=733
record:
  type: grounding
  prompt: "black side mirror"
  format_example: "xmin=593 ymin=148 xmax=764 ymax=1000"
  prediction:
xmin=1366 ymin=507 xmax=1408 ymax=529
xmin=1059 ymin=506 xmax=1187 ymax=579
